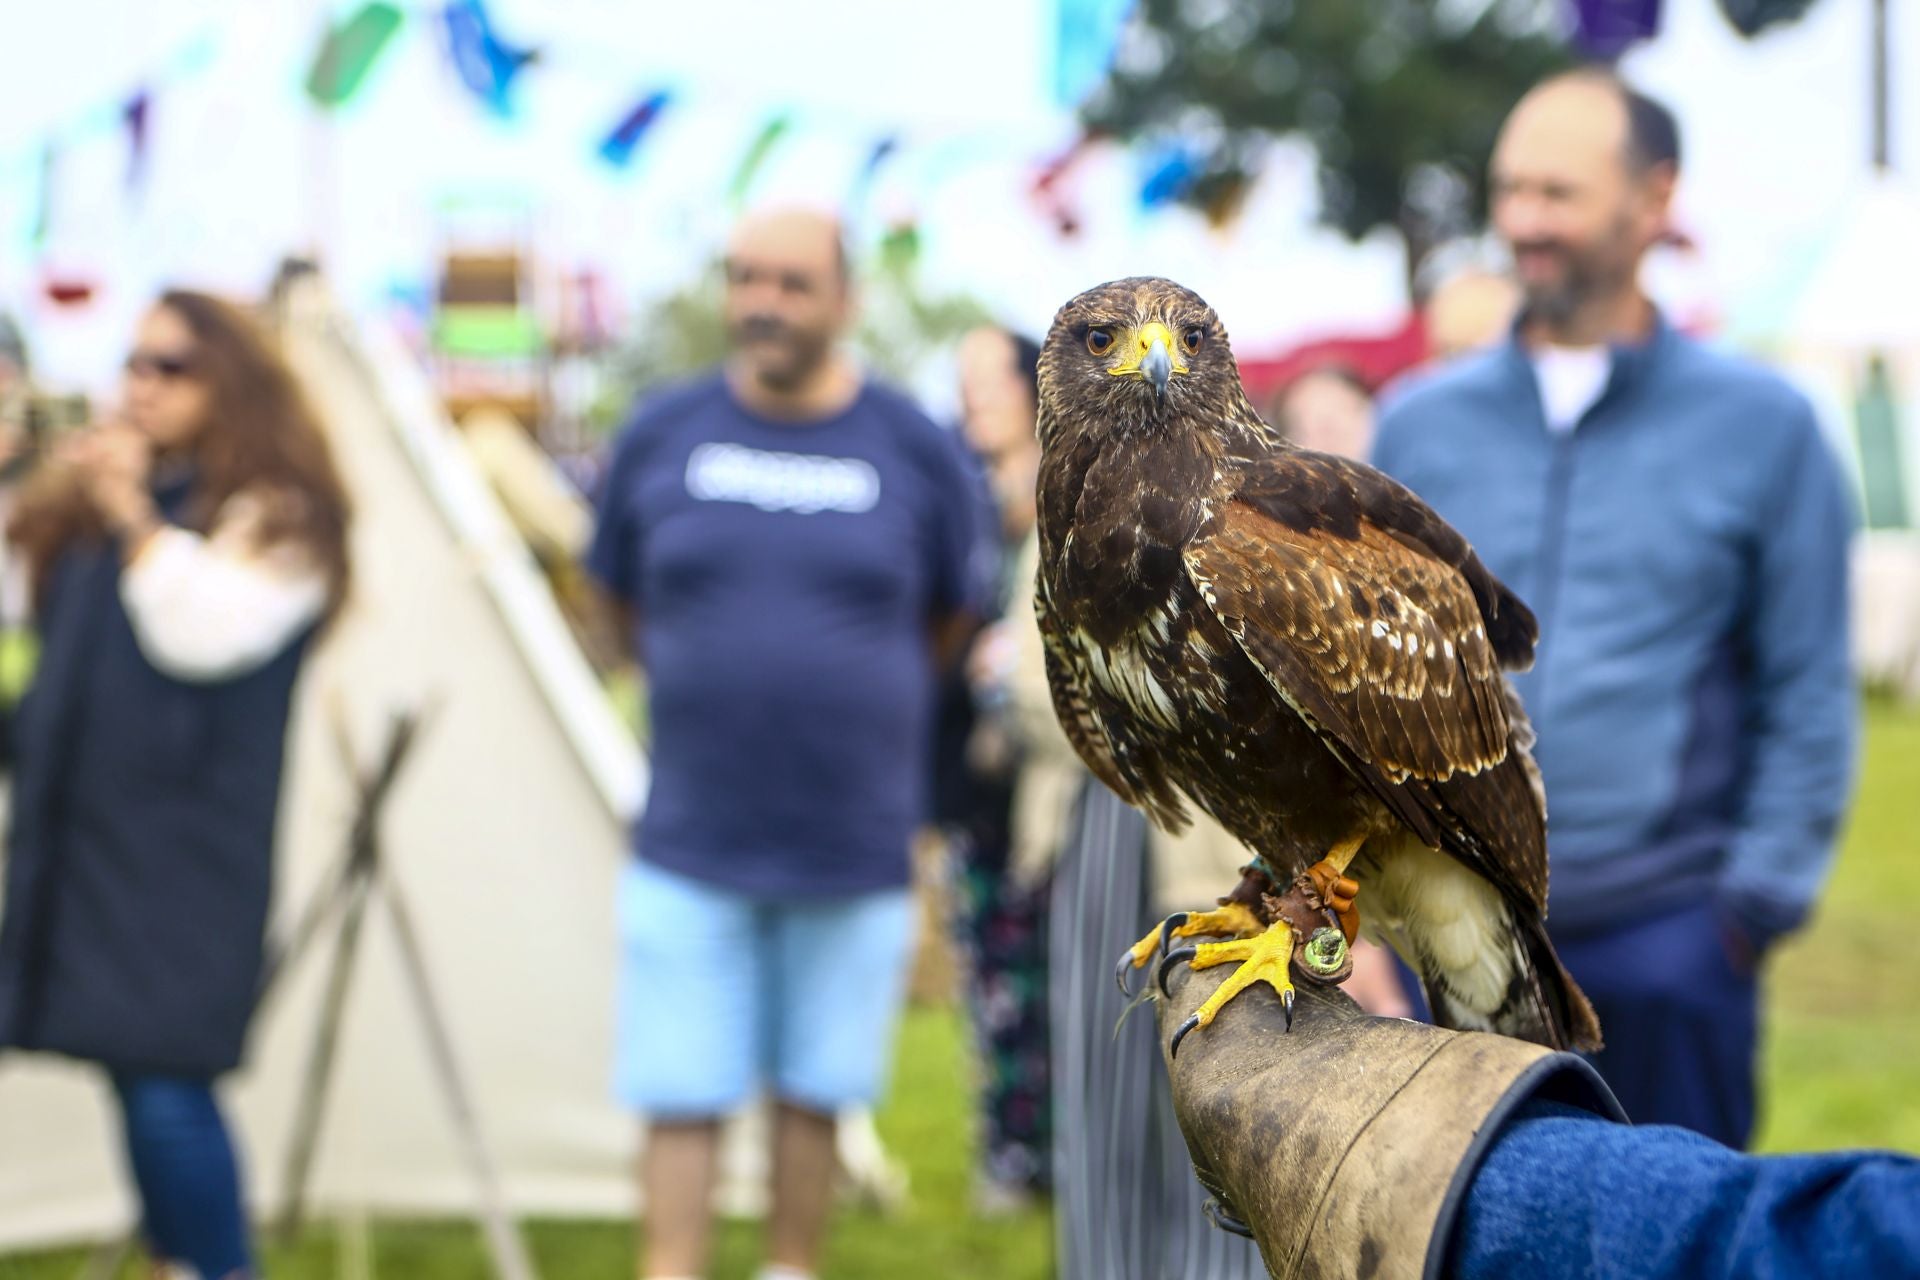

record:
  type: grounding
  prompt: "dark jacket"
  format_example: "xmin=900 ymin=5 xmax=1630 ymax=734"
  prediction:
xmin=0 ymin=480 xmax=310 ymax=1077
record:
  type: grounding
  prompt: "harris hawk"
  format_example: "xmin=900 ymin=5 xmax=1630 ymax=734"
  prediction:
xmin=1033 ymin=277 xmax=1600 ymax=1054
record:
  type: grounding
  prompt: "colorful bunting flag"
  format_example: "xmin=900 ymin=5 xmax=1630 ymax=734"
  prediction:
xmin=1031 ymin=130 xmax=1100 ymax=237
xmin=1569 ymin=0 xmax=1663 ymax=59
xmin=728 ymin=114 xmax=791 ymax=208
xmin=1138 ymin=140 xmax=1199 ymax=208
xmin=29 ymin=144 xmax=56 ymax=249
xmin=1200 ymin=172 xmax=1252 ymax=233
xmin=1715 ymin=0 xmax=1819 ymax=37
xmin=306 ymin=2 xmax=405 ymax=107
xmin=598 ymin=90 xmax=672 ymax=167
xmin=847 ymin=135 xmax=899 ymax=208
xmin=879 ymin=220 xmax=921 ymax=272
xmin=123 ymin=90 xmax=152 ymax=190
xmin=442 ymin=0 xmax=539 ymax=119
xmin=1052 ymin=0 xmax=1135 ymax=107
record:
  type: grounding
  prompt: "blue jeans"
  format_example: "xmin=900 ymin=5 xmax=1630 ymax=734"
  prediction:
xmin=110 ymin=1074 xmax=252 ymax=1279
xmin=1552 ymin=900 xmax=1760 ymax=1148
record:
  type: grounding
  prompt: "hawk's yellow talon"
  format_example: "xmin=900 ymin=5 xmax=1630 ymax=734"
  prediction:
xmin=1171 ymin=920 xmax=1297 ymax=1052
xmin=1118 ymin=901 xmax=1266 ymax=995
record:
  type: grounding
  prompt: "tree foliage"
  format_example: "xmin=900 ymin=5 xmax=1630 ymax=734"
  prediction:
xmin=1084 ymin=0 xmax=1573 ymax=257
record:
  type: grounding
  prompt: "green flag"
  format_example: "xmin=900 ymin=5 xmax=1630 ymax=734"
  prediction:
xmin=307 ymin=3 xmax=404 ymax=108
xmin=728 ymin=115 xmax=791 ymax=208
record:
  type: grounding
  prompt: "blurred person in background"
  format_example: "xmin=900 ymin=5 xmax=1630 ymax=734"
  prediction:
xmin=1422 ymin=264 xmax=1521 ymax=363
xmin=1272 ymin=364 xmax=1376 ymax=462
xmin=938 ymin=324 xmax=1052 ymax=1214
xmin=0 ymin=290 xmax=352 ymax=1280
xmin=585 ymin=207 xmax=979 ymax=1280
xmin=1374 ymin=71 xmax=1857 ymax=1149
xmin=0 ymin=314 xmax=28 ymax=435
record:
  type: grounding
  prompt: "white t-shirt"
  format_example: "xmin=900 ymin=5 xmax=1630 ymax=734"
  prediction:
xmin=1532 ymin=345 xmax=1612 ymax=435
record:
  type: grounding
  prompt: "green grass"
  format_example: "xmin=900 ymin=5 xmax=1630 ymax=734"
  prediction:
xmin=1754 ymin=697 xmax=1920 ymax=1154
xmin=0 ymin=1013 xmax=1050 ymax=1280
xmin=7 ymin=701 xmax=1917 ymax=1277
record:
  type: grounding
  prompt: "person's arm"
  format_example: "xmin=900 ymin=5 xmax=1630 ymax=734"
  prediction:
xmin=118 ymin=500 xmax=330 ymax=682
xmin=1451 ymin=1101 xmax=1920 ymax=1278
xmin=1155 ymin=947 xmax=1920 ymax=1280
xmin=1719 ymin=407 xmax=1859 ymax=955
xmin=582 ymin=418 xmax=650 ymax=671
xmin=922 ymin=423 xmax=988 ymax=667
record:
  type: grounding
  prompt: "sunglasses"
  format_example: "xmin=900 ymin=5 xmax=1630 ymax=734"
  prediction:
xmin=124 ymin=349 xmax=200 ymax=381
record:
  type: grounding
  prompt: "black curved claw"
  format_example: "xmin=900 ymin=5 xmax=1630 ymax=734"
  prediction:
xmin=1159 ymin=911 xmax=1190 ymax=951
xmin=1115 ymin=950 xmax=1138 ymax=997
xmin=1282 ymin=987 xmax=1296 ymax=1033
xmin=1202 ymin=1196 xmax=1257 ymax=1239
xmin=1158 ymin=945 xmax=1198 ymax=997
xmin=1169 ymin=1012 xmax=1202 ymax=1058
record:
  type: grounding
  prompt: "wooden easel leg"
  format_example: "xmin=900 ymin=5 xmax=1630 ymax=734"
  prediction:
xmin=273 ymin=865 xmax=376 ymax=1244
xmin=380 ymin=873 xmax=539 ymax=1280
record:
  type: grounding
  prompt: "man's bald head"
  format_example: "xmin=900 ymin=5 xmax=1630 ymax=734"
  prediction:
xmin=1490 ymin=72 xmax=1679 ymax=334
xmin=723 ymin=206 xmax=855 ymax=393
xmin=727 ymin=206 xmax=850 ymax=287
xmin=1516 ymin=70 xmax=1680 ymax=177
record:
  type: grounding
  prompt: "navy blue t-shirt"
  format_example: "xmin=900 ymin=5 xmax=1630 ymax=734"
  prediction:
xmin=587 ymin=373 xmax=980 ymax=895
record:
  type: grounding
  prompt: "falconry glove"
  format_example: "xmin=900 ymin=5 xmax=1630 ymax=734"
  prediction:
xmin=1157 ymin=959 xmax=1626 ymax=1280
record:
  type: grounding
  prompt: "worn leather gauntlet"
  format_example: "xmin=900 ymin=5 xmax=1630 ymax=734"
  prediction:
xmin=1157 ymin=960 xmax=1625 ymax=1280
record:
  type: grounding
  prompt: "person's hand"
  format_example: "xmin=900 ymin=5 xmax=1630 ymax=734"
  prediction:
xmin=1343 ymin=938 xmax=1415 ymax=1018
xmin=62 ymin=423 xmax=159 ymax=543
xmin=966 ymin=621 xmax=1014 ymax=694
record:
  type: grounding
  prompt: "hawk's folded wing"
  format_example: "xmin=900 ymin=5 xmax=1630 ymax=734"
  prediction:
xmin=1183 ymin=494 xmax=1549 ymax=912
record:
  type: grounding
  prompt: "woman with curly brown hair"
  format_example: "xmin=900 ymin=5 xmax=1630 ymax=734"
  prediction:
xmin=0 ymin=290 xmax=350 ymax=1279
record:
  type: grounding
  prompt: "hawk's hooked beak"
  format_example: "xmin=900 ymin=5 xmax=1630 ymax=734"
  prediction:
xmin=1108 ymin=321 xmax=1187 ymax=399
xmin=1143 ymin=336 xmax=1173 ymax=400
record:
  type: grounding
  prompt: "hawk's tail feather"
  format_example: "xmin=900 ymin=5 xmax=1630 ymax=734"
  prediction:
xmin=1516 ymin=912 xmax=1604 ymax=1053
xmin=1400 ymin=887 xmax=1602 ymax=1053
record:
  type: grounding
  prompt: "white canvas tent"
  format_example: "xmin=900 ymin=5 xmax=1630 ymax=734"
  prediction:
xmin=0 ymin=284 xmax=899 ymax=1254
xmin=1735 ymin=175 xmax=1920 ymax=700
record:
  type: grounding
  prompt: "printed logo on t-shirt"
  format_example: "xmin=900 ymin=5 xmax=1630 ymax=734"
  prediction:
xmin=684 ymin=442 xmax=882 ymax=515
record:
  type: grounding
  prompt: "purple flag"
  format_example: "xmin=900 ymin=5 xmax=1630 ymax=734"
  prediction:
xmin=1569 ymin=0 xmax=1662 ymax=59
xmin=599 ymin=90 xmax=671 ymax=167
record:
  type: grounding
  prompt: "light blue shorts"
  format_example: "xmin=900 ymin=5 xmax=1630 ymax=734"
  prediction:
xmin=613 ymin=857 xmax=917 ymax=1118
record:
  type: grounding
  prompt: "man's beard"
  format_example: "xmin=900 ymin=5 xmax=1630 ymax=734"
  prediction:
xmin=1520 ymin=254 xmax=1603 ymax=325
xmin=732 ymin=315 xmax=830 ymax=390
xmin=1515 ymin=220 xmax=1634 ymax=328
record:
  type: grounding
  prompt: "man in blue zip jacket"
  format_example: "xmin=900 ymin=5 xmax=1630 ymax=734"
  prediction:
xmin=1373 ymin=70 xmax=1858 ymax=1150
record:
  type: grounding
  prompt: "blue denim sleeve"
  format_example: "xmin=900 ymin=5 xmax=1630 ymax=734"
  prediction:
xmin=1447 ymin=1101 xmax=1920 ymax=1279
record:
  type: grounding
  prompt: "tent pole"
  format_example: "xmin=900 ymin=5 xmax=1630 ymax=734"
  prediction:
xmin=1873 ymin=0 xmax=1890 ymax=171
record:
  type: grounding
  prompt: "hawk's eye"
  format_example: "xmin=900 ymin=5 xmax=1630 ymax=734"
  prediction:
xmin=1086 ymin=327 xmax=1115 ymax=356
xmin=1182 ymin=327 xmax=1205 ymax=356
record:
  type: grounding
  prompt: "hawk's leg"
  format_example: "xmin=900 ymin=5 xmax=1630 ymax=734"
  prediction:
xmin=1115 ymin=900 xmax=1265 ymax=995
xmin=1303 ymin=830 xmax=1367 ymax=944
xmin=1166 ymin=919 xmax=1297 ymax=1057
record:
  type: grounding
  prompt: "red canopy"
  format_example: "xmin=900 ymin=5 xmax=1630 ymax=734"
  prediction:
xmin=1236 ymin=312 xmax=1428 ymax=407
